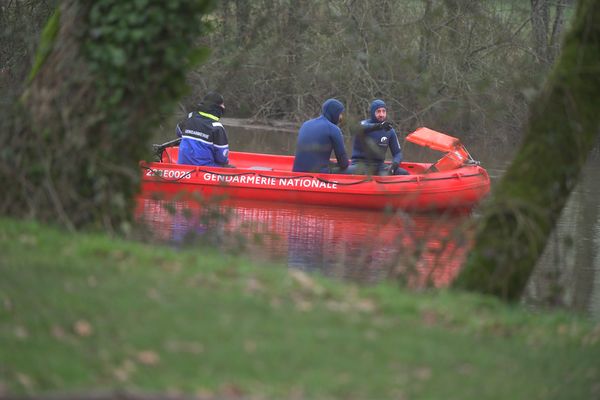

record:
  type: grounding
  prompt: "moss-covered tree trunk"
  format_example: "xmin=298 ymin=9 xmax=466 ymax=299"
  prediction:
xmin=1 ymin=0 xmax=214 ymax=231
xmin=453 ymin=0 xmax=600 ymax=300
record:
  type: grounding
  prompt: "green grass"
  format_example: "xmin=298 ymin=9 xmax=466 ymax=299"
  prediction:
xmin=1 ymin=218 xmax=599 ymax=399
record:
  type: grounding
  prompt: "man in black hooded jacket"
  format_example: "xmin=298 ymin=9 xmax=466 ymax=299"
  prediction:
xmin=176 ymin=92 xmax=230 ymax=167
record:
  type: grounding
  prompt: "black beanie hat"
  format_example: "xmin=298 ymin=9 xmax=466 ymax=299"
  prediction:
xmin=202 ymin=91 xmax=224 ymax=107
xmin=198 ymin=91 xmax=225 ymax=117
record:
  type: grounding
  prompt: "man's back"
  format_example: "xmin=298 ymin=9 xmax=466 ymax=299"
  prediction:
xmin=292 ymin=99 xmax=349 ymax=173
xmin=176 ymin=91 xmax=229 ymax=167
xmin=293 ymin=116 xmax=339 ymax=172
xmin=177 ymin=112 xmax=229 ymax=166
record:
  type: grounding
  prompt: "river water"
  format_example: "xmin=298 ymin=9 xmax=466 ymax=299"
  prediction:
xmin=139 ymin=120 xmax=600 ymax=320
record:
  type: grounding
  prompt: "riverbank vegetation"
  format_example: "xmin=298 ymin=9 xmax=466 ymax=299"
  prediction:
xmin=1 ymin=218 xmax=599 ymax=399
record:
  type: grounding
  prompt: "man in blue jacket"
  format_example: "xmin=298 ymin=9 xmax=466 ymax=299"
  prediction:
xmin=292 ymin=98 xmax=349 ymax=173
xmin=176 ymin=91 xmax=231 ymax=167
xmin=349 ymin=99 xmax=409 ymax=175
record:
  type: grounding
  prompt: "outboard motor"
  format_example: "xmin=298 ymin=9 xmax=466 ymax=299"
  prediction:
xmin=152 ymin=138 xmax=182 ymax=162
xmin=405 ymin=127 xmax=480 ymax=172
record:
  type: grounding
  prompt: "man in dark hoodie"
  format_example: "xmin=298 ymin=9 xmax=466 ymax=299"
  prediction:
xmin=348 ymin=99 xmax=409 ymax=175
xmin=292 ymin=98 xmax=349 ymax=173
xmin=176 ymin=91 xmax=231 ymax=167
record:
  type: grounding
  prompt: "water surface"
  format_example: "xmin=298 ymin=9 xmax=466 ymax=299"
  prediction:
xmin=145 ymin=121 xmax=599 ymax=319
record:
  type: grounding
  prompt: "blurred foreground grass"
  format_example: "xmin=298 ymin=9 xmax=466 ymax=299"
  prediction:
xmin=0 ymin=218 xmax=599 ymax=399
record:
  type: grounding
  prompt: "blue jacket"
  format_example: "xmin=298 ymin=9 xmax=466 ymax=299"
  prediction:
xmin=351 ymin=100 xmax=402 ymax=166
xmin=176 ymin=110 xmax=229 ymax=167
xmin=292 ymin=99 xmax=349 ymax=173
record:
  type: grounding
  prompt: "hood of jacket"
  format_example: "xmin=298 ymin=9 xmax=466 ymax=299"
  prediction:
xmin=321 ymin=98 xmax=344 ymax=125
xmin=198 ymin=91 xmax=225 ymax=118
xmin=369 ymin=99 xmax=386 ymax=122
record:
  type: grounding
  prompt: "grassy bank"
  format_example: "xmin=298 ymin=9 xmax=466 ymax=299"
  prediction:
xmin=1 ymin=218 xmax=599 ymax=399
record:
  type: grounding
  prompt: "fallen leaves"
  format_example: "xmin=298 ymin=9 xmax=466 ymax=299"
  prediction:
xmin=87 ymin=275 xmax=98 ymax=288
xmin=165 ymin=340 xmax=204 ymax=355
xmin=289 ymin=269 xmax=324 ymax=296
xmin=413 ymin=366 xmax=432 ymax=381
xmin=136 ymin=350 xmax=160 ymax=366
xmin=110 ymin=249 xmax=129 ymax=262
xmin=146 ymin=287 xmax=162 ymax=301
xmin=243 ymin=340 xmax=257 ymax=353
xmin=18 ymin=234 xmax=37 ymax=246
xmin=195 ymin=387 xmax=215 ymax=399
xmin=244 ymin=277 xmax=264 ymax=294
xmin=112 ymin=352 xmax=161 ymax=383
xmin=420 ymin=309 xmax=440 ymax=327
xmin=2 ymin=296 xmax=13 ymax=312
xmin=288 ymin=270 xmax=378 ymax=314
xmin=51 ymin=324 xmax=67 ymax=340
xmin=14 ymin=325 xmax=29 ymax=340
xmin=160 ymin=260 xmax=182 ymax=274
xmin=219 ymin=382 xmax=245 ymax=398
xmin=113 ymin=359 xmax=136 ymax=382
xmin=73 ymin=319 xmax=93 ymax=337
xmin=457 ymin=363 xmax=474 ymax=376
xmin=582 ymin=324 xmax=600 ymax=346
xmin=16 ymin=373 xmax=34 ymax=390
xmin=292 ymin=296 xmax=313 ymax=312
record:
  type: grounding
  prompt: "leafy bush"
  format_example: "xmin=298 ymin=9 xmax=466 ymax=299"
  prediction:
xmin=0 ymin=0 xmax=215 ymax=231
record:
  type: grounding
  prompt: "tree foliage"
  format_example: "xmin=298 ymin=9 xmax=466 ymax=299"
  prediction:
xmin=454 ymin=0 xmax=600 ymax=300
xmin=186 ymin=0 xmax=567 ymax=142
xmin=0 ymin=0 xmax=215 ymax=231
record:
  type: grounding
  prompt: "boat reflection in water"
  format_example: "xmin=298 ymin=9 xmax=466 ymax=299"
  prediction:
xmin=135 ymin=194 xmax=473 ymax=288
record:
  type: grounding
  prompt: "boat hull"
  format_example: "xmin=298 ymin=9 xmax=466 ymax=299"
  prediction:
xmin=140 ymin=151 xmax=490 ymax=211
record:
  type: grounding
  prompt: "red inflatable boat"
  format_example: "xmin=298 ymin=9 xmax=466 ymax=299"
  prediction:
xmin=140 ymin=128 xmax=490 ymax=211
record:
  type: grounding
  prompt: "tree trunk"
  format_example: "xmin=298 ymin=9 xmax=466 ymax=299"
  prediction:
xmin=570 ymin=151 xmax=600 ymax=312
xmin=453 ymin=0 xmax=600 ymax=300
xmin=418 ymin=0 xmax=433 ymax=73
xmin=234 ymin=0 xmax=251 ymax=45
xmin=549 ymin=0 xmax=567 ymax=63
xmin=2 ymin=0 xmax=214 ymax=231
xmin=531 ymin=0 xmax=550 ymax=63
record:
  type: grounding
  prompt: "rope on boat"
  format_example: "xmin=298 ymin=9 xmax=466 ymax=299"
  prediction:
xmin=200 ymin=170 xmax=374 ymax=186
xmin=371 ymin=172 xmax=484 ymax=183
xmin=256 ymin=173 xmax=373 ymax=186
xmin=196 ymin=168 xmax=257 ymax=177
xmin=317 ymin=177 xmax=372 ymax=186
